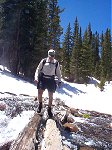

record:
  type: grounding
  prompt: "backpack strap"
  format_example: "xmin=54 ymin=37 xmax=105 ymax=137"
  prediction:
xmin=55 ymin=61 xmax=58 ymax=75
xmin=40 ymin=58 xmax=47 ymax=71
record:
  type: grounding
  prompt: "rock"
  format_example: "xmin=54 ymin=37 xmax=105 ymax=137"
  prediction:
xmin=70 ymin=108 xmax=78 ymax=115
xmin=56 ymin=111 xmax=68 ymax=124
xmin=0 ymin=102 xmax=6 ymax=111
xmin=63 ymin=123 xmax=79 ymax=132
xmin=0 ymin=141 xmax=12 ymax=150
xmin=80 ymin=146 xmax=95 ymax=150
xmin=67 ymin=116 xmax=74 ymax=123
xmin=41 ymin=119 xmax=63 ymax=150
xmin=69 ymin=108 xmax=82 ymax=117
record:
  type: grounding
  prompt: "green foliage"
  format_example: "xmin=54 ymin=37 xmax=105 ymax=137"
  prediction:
xmin=82 ymin=113 xmax=90 ymax=119
xmin=62 ymin=23 xmax=73 ymax=79
xmin=91 ymin=32 xmax=100 ymax=77
xmin=78 ymin=29 xmax=91 ymax=83
xmin=0 ymin=0 xmax=63 ymax=79
xmin=0 ymin=0 xmax=111 ymax=82
xmin=47 ymin=0 xmax=63 ymax=60
xmin=97 ymin=77 xmax=106 ymax=91
xmin=100 ymin=29 xmax=111 ymax=81
xmin=70 ymin=17 xmax=81 ymax=82
xmin=61 ymin=18 xmax=111 ymax=83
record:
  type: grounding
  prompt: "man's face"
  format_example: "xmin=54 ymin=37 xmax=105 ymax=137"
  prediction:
xmin=49 ymin=55 xmax=55 ymax=60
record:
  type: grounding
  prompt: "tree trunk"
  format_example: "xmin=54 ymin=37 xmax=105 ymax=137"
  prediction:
xmin=10 ymin=113 xmax=41 ymax=150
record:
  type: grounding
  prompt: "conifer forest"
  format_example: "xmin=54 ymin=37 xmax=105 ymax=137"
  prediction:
xmin=0 ymin=0 xmax=112 ymax=83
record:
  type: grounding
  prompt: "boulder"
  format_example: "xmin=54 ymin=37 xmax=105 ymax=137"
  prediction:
xmin=63 ymin=123 xmax=79 ymax=132
xmin=80 ymin=146 xmax=95 ymax=150
xmin=0 ymin=102 xmax=6 ymax=111
xmin=67 ymin=116 xmax=74 ymax=123
xmin=70 ymin=108 xmax=78 ymax=115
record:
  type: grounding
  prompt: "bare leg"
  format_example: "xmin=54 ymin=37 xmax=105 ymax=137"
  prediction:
xmin=48 ymin=91 xmax=53 ymax=107
xmin=37 ymin=89 xmax=44 ymax=113
xmin=47 ymin=91 xmax=53 ymax=117
xmin=38 ymin=89 xmax=44 ymax=103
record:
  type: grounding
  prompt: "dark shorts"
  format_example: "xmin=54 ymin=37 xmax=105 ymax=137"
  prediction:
xmin=37 ymin=77 xmax=57 ymax=93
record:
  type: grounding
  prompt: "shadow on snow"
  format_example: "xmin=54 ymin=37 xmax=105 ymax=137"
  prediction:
xmin=56 ymin=81 xmax=86 ymax=97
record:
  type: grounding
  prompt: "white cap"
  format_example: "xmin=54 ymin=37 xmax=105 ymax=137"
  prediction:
xmin=48 ymin=49 xmax=55 ymax=57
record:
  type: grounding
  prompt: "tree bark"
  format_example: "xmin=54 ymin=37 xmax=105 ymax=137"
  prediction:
xmin=10 ymin=113 xmax=41 ymax=150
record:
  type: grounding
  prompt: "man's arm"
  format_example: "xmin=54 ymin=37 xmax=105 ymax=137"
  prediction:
xmin=34 ymin=59 xmax=43 ymax=81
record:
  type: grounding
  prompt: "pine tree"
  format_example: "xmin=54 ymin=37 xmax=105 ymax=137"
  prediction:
xmin=62 ymin=23 xmax=73 ymax=80
xmin=80 ymin=29 xmax=91 ymax=83
xmin=18 ymin=0 xmax=40 ymax=78
xmin=29 ymin=0 xmax=49 ymax=79
xmin=100 ymin=28 xmax=112 ymax=81
xmin=87 ymin=23 xmax=93 ymax=76
xmin=47 ymin=0 xmax=63 ymax=60
xmin=79 ymin=27 xmax=82 ymax=49
xmin=0 ymin=0 xmax=47 ymax=78
xmin=91 ymin=32 xmax=100 ymax=78
xmin=0 ymin=0 xmax=63 ymax=80
xmin=70 ymin=17 xmax=81 ymax=82
xmin=0 ymin=0 xmax=23 ymax=74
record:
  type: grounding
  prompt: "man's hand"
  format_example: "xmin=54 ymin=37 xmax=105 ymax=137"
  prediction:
xmin=34 ymin=80 xmax=38 ymax=84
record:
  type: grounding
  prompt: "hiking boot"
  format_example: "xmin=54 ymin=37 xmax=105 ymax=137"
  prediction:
xmin=47 ymin=107 xmax=53 ymax=118
xmin=37 ymin=102 xmax=42 ymax=113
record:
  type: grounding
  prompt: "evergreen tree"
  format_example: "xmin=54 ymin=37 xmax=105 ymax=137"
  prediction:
xmin=79 ymin=27 xmax=82 ymax=49
xmin=47 ymin=0 xmax=63 ymax=60
xmin=17 ymin=0 xmax=40 ymax=78
xmin=91 ymin=32 xmax=100 ymax=78
xmin=70 ymin=17 xmax=81 ymax=82
xmin=87 ymin=23 xmax=93 ymax=76
xmin=80 ymin=29 xmax=91 ymax=83
xmin=87 ymin=23 xmax=92 ymax=45
xmin=100 ymin=28 xmax=112 ymax=81
xmin=29 ymin=0 xmax=49 ymax=79
xmin=0 ymin=0 xmax=23 ymax=74
xmin=0 ymin=0 xmax=63 ymax=79
xmin=62 ymin=23 xmax=73 ymax=79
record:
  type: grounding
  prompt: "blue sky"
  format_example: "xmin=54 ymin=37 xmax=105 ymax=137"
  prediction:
xmin=58 ymin=0 xmax=111 ymax=39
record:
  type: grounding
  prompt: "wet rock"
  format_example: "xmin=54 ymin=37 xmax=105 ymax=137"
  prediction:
xmin=63 ymin=123 xmax=79 ymax=132
xmin=0 ymin=141 xmax=12 ymax=150
xmin=56 ymin=111 xmax=68 ymax=124
xmin=90 ymin=117 xmax=111 ymax=126
xmin=0 ymin=96 xmax=112 ymax=149
xmin=70 ymin=108 xmax=78 ymax=115
xmin=67 ymin=116 xmax=74 ymax=123
xmin=0 ymin=102 xmax=6 ymax=111
xmin=80 ymin=146 xmax=95 ymax=150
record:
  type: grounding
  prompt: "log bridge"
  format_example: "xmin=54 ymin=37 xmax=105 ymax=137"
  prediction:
xmin=9 ymin=112 xmax=64 ymax=150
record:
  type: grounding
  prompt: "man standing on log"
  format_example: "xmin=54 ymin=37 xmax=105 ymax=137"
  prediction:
xmin=34 ymin=49 xmax=61 ymax=117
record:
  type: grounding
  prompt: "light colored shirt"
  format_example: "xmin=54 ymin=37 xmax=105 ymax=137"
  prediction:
xmin=35 ymin=57 xmax=61 ymax=82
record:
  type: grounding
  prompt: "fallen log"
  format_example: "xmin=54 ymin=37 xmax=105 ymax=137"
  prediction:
xmin=41 ymin=119 xmax=63 ymax=150
xmin=9 ymin=113 xmax=41 ymax=150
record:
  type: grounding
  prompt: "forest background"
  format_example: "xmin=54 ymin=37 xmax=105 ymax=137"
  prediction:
xmin=0 ymin=0 xmax=111 ymax=86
